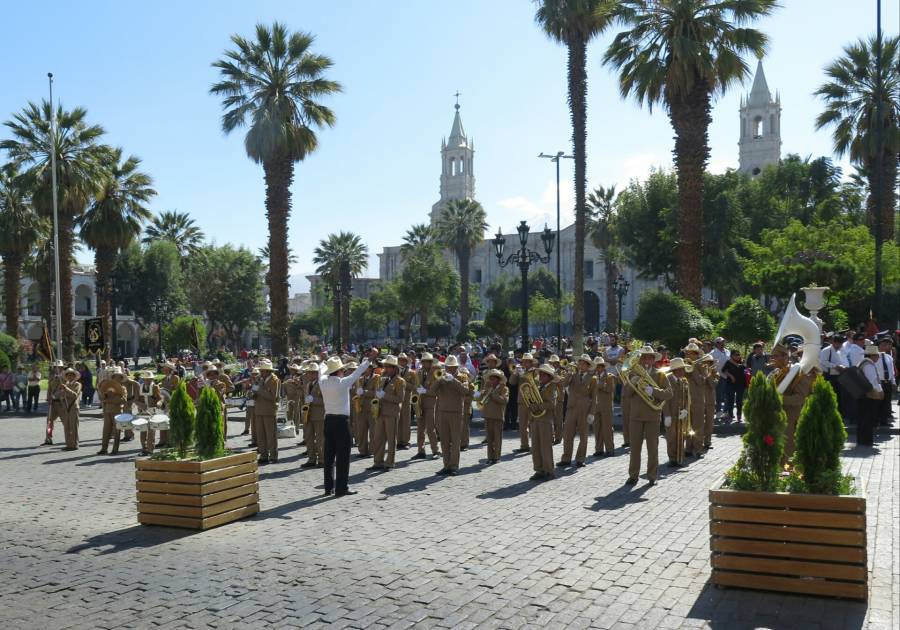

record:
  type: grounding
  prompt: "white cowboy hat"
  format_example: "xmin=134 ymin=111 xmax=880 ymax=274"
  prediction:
xmin=548 ymin=354 xmax=560 ymax=363
xmin=381 ymin=355 xmax=400 ymax=367
xmin=521 ymin=353 xmax=535 ymax=362
xmin=638 ymin=345 xmax=661 ymax=360
xmin=593 ymin=356 xmax=606 ymax=366
xmin=251 ymin=368 xmax=260 ymax=375
xmin=204 ymin=365 xmax=220 ymax=376
xmin=52 ymin=360 xmax=65 ymax=368
xmin=142 ymin=370 xmax=155 ymax=379
xmin=458 ymin=366 xmax=470 ymax=376
xmin=324 ymin=356 xmax=345 ymax=375
xmin=668 ymin=357 xmax=689 ymax=371
xmin=257 ymin=359 xmax=274 ymax=371
xmin=682 ymin=342 xmax=701 ymax=354
xmin=302 ymin=362 xmax=319 ymax=373
xmin=109 ymin=367 xmax=124 ymax=377
xmin=420 ymin=352 xmax=434 ymax=362
xmin=64 ymin=367 xmax=79 ymax=377
xmin=444 ymin=355 xmax=460 ymax=367
xmin=577 ymin=354 xmax=593 ymax=365
xmin=863 ymin=344 xmax=880 ymax=357
xmin=288 ymin=363 xmax=303 ymax=372
xmin=537 ymin=364 xmax=558 ymax=380
xmin=397 ymin=352 xmax=408 ymax=360
xmin=485 ymin=368 xmax=505 ymax=382
xmin=162 ymin=361 xmax=176 ymax=371
xmin=483 ymin=353 xmax=499 ymax=364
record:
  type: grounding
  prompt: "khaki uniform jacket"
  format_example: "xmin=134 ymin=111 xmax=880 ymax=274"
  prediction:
xmin=664 ymin=374 xmax=690 ymax=421
xmin=205 ymin=378 xmax=230 ymax=405
xmin=772 ymin=367 xmax=816 ymax=415
xmin=59 ymin=379 xmax=82 ymax=417
xmin=160 ymin=373 xmax=180 ymax=401
xmin=360 ymin=371 xmax=379 ymax=416
xmin=687 ymin=366 xmax=707 ymax=422
xmin=399 ymin=367 xmax=416 ymax=405
xmin=623 ymin=367 xmax=673 ymax=422
xmin=590 ymin=371 xmax=615 ymax=416
xmin=283 ymin=377 xmax=303 ymax=404
xmin=306 ymin=378 xmax=325 ymax=423
xmin=534 ymin=381 xmax=557 ymax=422
xmin=508 ymin=367 xmax=535 ymax=404
xmin=125 ymin=378 xmax=140 ymax=409
xmin=99 ymin=379 xmax=128 ymax=412
xmin=704 ymin=365 xmax=719 ymax=396
xmin=377 ymin=374 xmax=406 ymax=419
xmin=254 ymin=374 xmax=280 ymax=416
xmin=418 ymin=366 xmax=439 ymax=406
xmin=431 ymin=373 xmax=469 ymax=414
xmin=48 ymin=374 xmax=64 ymax=405
xmin=480 ymin=383 xmax=509 ymax=421
xmin=566 ymin=371 xmax=596 ymax=417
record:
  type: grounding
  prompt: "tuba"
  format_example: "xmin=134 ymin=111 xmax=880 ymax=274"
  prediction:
xmin=772 ymin=293 xmax=821 ymax=394
xmin=619 ymin=351 xmax=667 ymax=411
xmin=520 ymin=370 xmax=546 ymax=418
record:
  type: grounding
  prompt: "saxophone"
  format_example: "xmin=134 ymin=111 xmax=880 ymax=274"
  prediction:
xmin=520 ymin=370 xmax=546 ymax=418
xmin=411 ymin=371 xmax=422 ymax=418
xmin=371 ymin=376 xmax=382 ymax=419
xmin=620 ymin=351 xmax=667 ymax=411
xmin=301 ymin=381 xmax=311 ymax=425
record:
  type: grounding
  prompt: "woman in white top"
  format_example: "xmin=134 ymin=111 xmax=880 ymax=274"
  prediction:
xmin=857 ymin=344 xmax=884 ymax=446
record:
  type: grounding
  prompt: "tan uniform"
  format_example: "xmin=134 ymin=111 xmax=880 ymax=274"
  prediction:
xmin=124 ymin=378 xmax=140 ymax=440
xmin=99 ymin=379 xmax=128 ymax=453
xmin=770 ymin=367 xmax=816 ymax=459
xmin=553 ymin=370 xmax=566 ymax=442
xmin=663 ymin=373 xmax=690 ymax=465
xmin=591 ymin=371 xmax=615 ymax=455
xmin=253 ymin=373 xmax=281 ymax=462
xmin=461 ymin=375 xmax=474 ymax=450
xmin=480 ymin=383 xmax=509 ymax=462
xmin=508 ymin=367 xmax=535 ymax=450
xmin=620 ymin=375 xmax=631 ymax=445
xmin=560 ymin=371 xmax=594 ymax=464
xmin=703 ymin=367 xmax=719 ymax=448
xmin=58 ymin=379 xmax=82 ymax=449
xmin=356 ymin=372 xmax=378 ymax=456
xmin=282 ymin=376 xmax=304 ymax=432
xmin=624 ymin=367 xmax=673 ymax=482
xmin=372 ymin=374 xmax=406 ymax=468
xmin=398 ymin=366 xmax=416 ymax=447
xmin=46 ymin=372 xmax=65 ymax=440
xmin=157 ymin=373 xmax=180 ymax=447
xmin=304 ymin=378 xmax=326 ymax=466
xmin=416 ymin=367 xmax=440 ymax=455
xmin=686 ymin=365 xmax=707 ymax=454
xmin=135 ymin=381 xmax=161 ymax=454
xmin=431 ymin=372 xmax=469 ymax=471
xmin=530 ymin=381 xmax=557 ymax=476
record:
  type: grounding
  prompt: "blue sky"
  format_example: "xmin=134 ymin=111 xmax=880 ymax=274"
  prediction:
xmin=3 ymin=1 xmax=897 ymax=292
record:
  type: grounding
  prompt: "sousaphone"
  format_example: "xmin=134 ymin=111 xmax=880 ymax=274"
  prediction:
xmin=773 ymin=293 xmax=820 ymax=394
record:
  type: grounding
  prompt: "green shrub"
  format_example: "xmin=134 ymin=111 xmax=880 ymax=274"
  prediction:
xmin=823 ymin=307 xmax=849 ymax=332
xmin=719 ymin=296 xmax=776 ymax=348
xmin=162 ymin=315 xmax=206 ymax=356
xmin=793 ymin=376 xmax=847 ymax=494
xmin=740 ymin=372 xmax=787 ymax=491
xmin=0 ymin=332 xmax=19 ymax=362
xmin=631 ymin=291 xmax=713 ymax=351
xmin=168 ymin=381 xmax=196 ymax=458
xmin=467 ymin=320 xmax=490 ymax=338
xmin=0 ymin=348 xmax=10 ymax=372
xmin=703 ymin=307 xmax=726 ymax=329
xmin=194 ymin=386 xmax=225 ymax=459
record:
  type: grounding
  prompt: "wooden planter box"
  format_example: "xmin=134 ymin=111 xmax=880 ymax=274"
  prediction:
xmin=709 ymin=481 xmax=867 ymax=600
xmin=135 ymin=451 xmax=259 ymax=530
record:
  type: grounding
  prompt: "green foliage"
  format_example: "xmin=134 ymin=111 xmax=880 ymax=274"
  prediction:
xmin=167 ymin=381 xmax=195 ymax=459
xmin=194 ymin=386 xmax=225 ymax=459
xmin=702 ymin=307 xmax=725 ymax=329
xmin=350 ymin=297 xmax=388 ymax=341
xmin=114 ymin=240 xmax=186 ymax=327
xmin=823 ymin=308 xmax=849 ymax=332
xmin=0 ymin=348 xmax=10 ymax=372
xmin=163 ymin=316 xmax=206 ymax=356
xmin=0 ymin=332 xmax=19 ymax=362
xmin=735 ymin=373 xmax=787 ymax=492
xmin=396 ymin=244 xmax=459 ymax=338
xmin=289 ymin=306 xmax=331 ymax=340
xmin=793 ymin=377 xmax=848 ymax=494
xmin=484 ymin=306 xmax=519 ymax=341
xmin=719 ymin=296 xmax=776 ymax=347
xmin=486 ymin=266 xmax=559 ymax=313
xmin=631 ymin=291 xmax=713 ymax=351
xmin=468 ymin=320 xmax=490 ymax=338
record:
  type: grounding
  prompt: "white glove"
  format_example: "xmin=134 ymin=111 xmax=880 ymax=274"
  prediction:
xmin=375 ymin=390 xmax=385 ymax=399
xmin=678 ymin=409 xmax=688 ymax=420
xmin=644 ymin=385 xmax=653 ymax=397
xmin=516 ymin=367 xmax=524 ymax=375
xmin=416 ymin=386 xmax=427 ymax=395
xmin=356 ymin=387 xmax=364 ymax=396
xmin=252 ymin=385 xmax=260 ymax=392
xmin=304 ymin=395 xmax=313 ymax=404
xmin=587 ymin=414 xmax=594 ymax=425
xmin=443 ymin=373 xmax=453 ymax=381
xmin=664 ymin=416 xmax=672 ymax=428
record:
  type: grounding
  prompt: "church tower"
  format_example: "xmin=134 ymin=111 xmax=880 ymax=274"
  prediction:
xmin=430 ymin=99 xmax=475 ymax=224
xmin=738 ymin=60 xmax=781 ymax=176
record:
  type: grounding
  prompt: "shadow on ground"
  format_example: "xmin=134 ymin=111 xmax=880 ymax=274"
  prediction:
xmin=67 ymin=525 xmax=194 ymax=555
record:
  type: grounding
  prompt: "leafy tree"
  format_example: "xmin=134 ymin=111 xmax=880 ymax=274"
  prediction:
xmin=142 ymin=210 xmax=205 ymax=259
xmin=400 ymin=223 xmax=435 ymax=259
xmin=486 ymin=266 xmax=559 ymax=313
xmin=195 ymin=386 xmax=225 ymax=459
xmin=535 ymin=0 xmax=614 ymax=354
xmin=211 ymin=22 xmax=342 ymax=356
xmin=719 ymin=296 xmax=775 ymax=349
xmin=529 ymin=293 xmax=558 ymax=336
xmin=631 ymin=291 xmax=713 ymax=351
xmin=0 ymin=332 xmax=19 ymax=363
xmin=435 ymin=198 xmax=487 ymax=340
xmin=588 ymin=184 xmax=621 ymax=328
xmin=793 ymin=376 xmax=847 ymax=494
xmin=289 ymin=305 xmax=331 ymax=341
xmin=163 ymin=315 xmax=207 ymax=356
xmin=2 ymin=101 xmax=108 ymax=359
xmin=605 ymin=0 xmax=776 ymax=305
xmin=313 ymin=232 xmax=367 ymax=349
xmin=167 ymin=380 xmax=196 ymax=458
xmin=0 ymin=348 xmax=9 ymax=372
xmin=484 ymin=306 xmax=519 ymax=344
xmin=396 ymin=245 xmax=459 ymax=339
xmin=350 ymin=297 xmax=388 ymax=341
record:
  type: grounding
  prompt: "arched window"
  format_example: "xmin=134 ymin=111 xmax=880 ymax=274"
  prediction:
xmin=459 ymin=158 xmax=464 ymax=174
xmin=753 ymin=116 xmax=763 ymax=138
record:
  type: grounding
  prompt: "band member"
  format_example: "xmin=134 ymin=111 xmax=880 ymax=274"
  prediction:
xmin=624 ymin=346 xmax=673 ymax=486
xmin=368 ymin=355 xmax=406 ymax=470
xmin=238 ymin=368 xmax=260 ymax=440
xmin=508 ymin=352 xmax=538 ymax=453
xmin=252 ymin=359 xmax=280 ymax=464
xmin=98 ymin=367 xmax=128 ymax=455
xmin=135 ymin=370 xmax=161 ymax=456
xmin=412 ymin=353 xmax=441 ymax=459
xmin=204 ymin=364 xmax=233 ymax=433
xmin=58 ymin=368 xmax=82 ymax=450
xmin=530 ymin=364 xmax=559 ymax=481
xmin=44 ymin=360 xmax=66 ymax=445
xmin=557 ymin=354 xmax=595 ymax=468
xmin=301 ymin=362 xmax=325 ymax=468
xmin=591 ymin=357 xmax=615 ymax=456
xmin=430 ymin=355 xmax=469 ymax=475
xmin=547 ymin=354 xmax=566 ymax=443
xmin=122 ymin=369 xmax=141 ymax=442
xmin=397 ymin=353 xmax=416 ymax=449
xmin=702 ymin=351 xmax=719 ymax=451
xmin=282 ymin=363 xmax=304 ymax=436
xmin=682 ymin=344 xmax=708 ymax=457
xmin=478 ymin=369 xmax=509 ymax=464
xmin=663 ymin=358 xmax=691 ymax=467
xmin=355 ymin=363 xmax=379 ymax=457
xmin=156 ymin=362 xmax=180 ymax=448
xmin=876 ymin=336 xmax=895 ymax=427
xmin=768 ymin=343 xmax=816 ymax=459
xmin=458 ymin=367 xmax=474 ymax=451
xmin=858 ymin=344 xmax=886 ymax=445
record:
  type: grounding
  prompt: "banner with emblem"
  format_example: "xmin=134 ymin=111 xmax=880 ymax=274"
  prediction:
xmin=84 ymin=317 xmax=104 ymax=352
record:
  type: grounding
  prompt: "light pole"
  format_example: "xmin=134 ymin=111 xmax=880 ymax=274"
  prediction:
xmin=614 ymin=276 xmax=630 ymax=334
xmin=48 ymin=73 xmax=63 ymax=360
xmin=493 ymin=221 xmax=555 ymax=353
xmin=538 ymin=151 xmax=573 ymax=352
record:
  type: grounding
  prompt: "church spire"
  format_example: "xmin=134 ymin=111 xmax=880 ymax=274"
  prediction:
xmin=748 ymin=59 xmax=771 ymax=106
xmin=447 ymin=93 xmax=467 ymax=147
xmin=431 ymin=96 xmax=475 ymax=224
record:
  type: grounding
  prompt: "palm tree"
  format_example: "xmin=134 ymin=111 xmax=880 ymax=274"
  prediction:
xmin=257 ymin=244 xmax=298 ymax=266
xmin=78 ymin=148 xmax=155 ymax=352
xmin=587 ymin=185 xmax=619 ymax=330
xmin=435 ymin=199 xmax=487 ymax=339
xmin=2 ymin=101 xmax=108 ymax=359
xmin=313 ymin=232 xmax=367 ymax=349
xmin=535 ymin=0 xmax=615 ymax=353
xmin=211 ymin=22 xmax=342 ymax=357
xmin=400 ymin=223 xmax=436 ymax=260
xmin=0 ymin=163 xmax=47 ymax=338
xmin=143 ymin=210 xmax=205 ymax=258
xmin=815 ymin=35 xmax=899 ymax=319
xmin=604 ymin=0 xmax=776 ymax=305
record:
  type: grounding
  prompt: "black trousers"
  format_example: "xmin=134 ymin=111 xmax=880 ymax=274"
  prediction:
xmin=26 ymin=386 xmax=40 ymax=413
xmin=824 ymin=374 xmax=842 ymax=416
xmin=856 ymin=398 xmax=878 ymax=446
xmin=324 ymin=414 xmax=352 ymax=494
xmin=878 ymin=383 xmax=893 ymax=425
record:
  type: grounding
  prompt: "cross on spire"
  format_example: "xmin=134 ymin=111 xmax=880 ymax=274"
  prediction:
xmin=454 ymin=91 xmax=461 ymax=110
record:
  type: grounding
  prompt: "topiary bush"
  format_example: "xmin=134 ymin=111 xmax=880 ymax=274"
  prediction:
xmin=0 ymin=332 xmax=19 ymax=363
xmin=719 ymin=296 xmax=776 ymax=349
xmin=793 ymin=376 xmax=848 ymax=494
xmin=631 ymin=291 xmax=714 ymax=351
xmin=167 ymin=381 xmax=195 ymax=458
xmin=194 ymin=386 xmax=225 ymax=460
xmin=0 ymin=348 xmax=10 ymax=372
xmin=737 ymin=372 xmax=787 ymax=491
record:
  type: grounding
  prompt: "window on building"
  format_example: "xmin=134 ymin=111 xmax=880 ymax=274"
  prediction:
xmin=472 ymin=268 xmax=482 ymax=283
xmin=584 ymin=260 xmax=594 ymax=279
xmin=753 ymin=116 xmax=763 ymax=138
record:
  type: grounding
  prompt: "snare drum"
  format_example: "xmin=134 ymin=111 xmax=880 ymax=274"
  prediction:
xmin=149 ymin=414 xmax=170 ymax=432
xmin=114 ymin=413 xmax=135 ymax=430
xmin=276 ymin=421 xmax=296 ymax=439
xmin=131 ymin=417 xmax=149 ymax=432
xmin=224 ymin=397 xmax=244 ymax=407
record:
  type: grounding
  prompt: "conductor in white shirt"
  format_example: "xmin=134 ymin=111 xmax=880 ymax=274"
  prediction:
xmin=318 ymin=355 xmax=370 ymax=497
xmin=877 ymin=336 xmax=896 ymax=426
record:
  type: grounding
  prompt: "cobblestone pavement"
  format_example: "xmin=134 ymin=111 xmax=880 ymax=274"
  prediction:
xmin=0 ymin=405 xmax=896 ymax=630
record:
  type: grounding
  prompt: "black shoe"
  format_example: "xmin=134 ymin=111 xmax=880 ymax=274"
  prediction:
xmin=648 ymin=479 xmax=656 ymax=486
xmin=553 ymin=439 xmax=562 ymax=445
xmin=460 ymin=446 xmax=468 ymax=451
xmin=411 ymin=452 xmax=427 ymax=460
xmin=240 ymin=430 xmax=250 ymax=436
xmin=96 ymin=450 xmax=108 ymax=455
xmin=696 ymin=452 xmax=704 ymax=459
xmin=63 ymin=446 xmax=77 ymax=451
xmin=575 ymin=462 xmax=585 ymax=468
xmin=556 ymin=461 xmax=570 ymax=468
xmin=366 ymin=465 xmax=383 ymax=471
xmin=437 ymin=468 xmax=449 ymax=475
xmin=593 ymin=452 xmax=603 ymax=458
xmin=248 ymin=442 xmax=257 ymax=448
xmin=397 ymin=444 xmax=409 ymax=450
xmin=625 ymin=477 xmax=638 ymax=485
xmin=621 ymin=442 xmax=630 ymax=448
xmin=155 ymin=442 xmax=168 ymax=448
xmin=301 ymin=461 xmax=317 ymax=469
xmin=323 ymin=489 xmax=333 ymax=497
xmin=481 ymin=439 xmax=489 ymax=444
xmin=684 ymin=451 xmax=694 ymax=458
xmin=529 ymin=473 xmax=543 ymax=481
xmin=432 ymin=452 xmax=441 ymax=458
xmin=299 ymin=440 xmax=307 ymax=446
xmin=448 ymin=470 xmax=458 ymax=476
xmin=43 ymin=438 xmax=53 ymax=446
xmin=543 ymin=472 xmax=555 ymax=480
xmin=705 ymin=445 xmax=713 ymax=450
xmin=667 ymin=460 xmax=677 ymax=467
xmin=140 ymin=450 xmax=150 ymax=456
xmin=335 ymin=490 xmax=358 ymax=497
xmin=258 ymin=458 xmax=269 ymax=465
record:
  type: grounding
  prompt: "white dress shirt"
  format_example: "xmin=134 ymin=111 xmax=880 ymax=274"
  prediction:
xmin=318 ymin=359 xmax=369 ymax=416
xmin=876 ymin=353 xmax=895 ymax=384
xmin=844 ymin=343 xmax=864 ymax=368
xmin=819 ymin=345 xmax=846 ymax=376
xmin=711 ymin=347 xmax=729 ymax=375
xmin=859 ymin=359 xmax=883 ymax=393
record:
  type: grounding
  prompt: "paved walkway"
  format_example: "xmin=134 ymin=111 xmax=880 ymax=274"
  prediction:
xmin=0 ymin=405 xmax=896 ymax=630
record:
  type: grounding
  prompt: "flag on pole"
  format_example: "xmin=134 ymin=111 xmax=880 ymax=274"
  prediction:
xmin=37 ymin=320 xmax=54 ymax=362
xmin=190 ymin=318 xmax=201 ymax=351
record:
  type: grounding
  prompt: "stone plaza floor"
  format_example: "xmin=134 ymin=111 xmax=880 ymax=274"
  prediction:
xmin=0 ymin=405 xmax=897 ymax=630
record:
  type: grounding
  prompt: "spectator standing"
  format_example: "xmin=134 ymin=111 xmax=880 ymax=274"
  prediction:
xmin=722 ymin=350 xmax=748 ymax=422
xmin=0 ymin=366 xmax=13 ymax=411
xmin=26 ymin=365 xmax=41 ymax=414
xmin=819 ymin=334 xmax=846 ymax=411
xmin=80 ymin=363 xmax=94 ymax=407
xmin=746 ymin=342 xmax=770 ymax=376
xmin=857 ymin=344 xmax=884 ymax=446
xmin=710 ymin=337 xmax=729 ymax=418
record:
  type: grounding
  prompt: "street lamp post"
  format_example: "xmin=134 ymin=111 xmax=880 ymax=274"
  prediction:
xmin=538 ymin=151 xmax=573 ymax=352
xmin=614 ymin=277 xmax=630 ymax=334
xmin=493 ymin=221 xmax=555 ymax=353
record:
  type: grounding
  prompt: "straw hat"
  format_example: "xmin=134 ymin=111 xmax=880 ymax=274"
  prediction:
xmin=251 ymin=368 xmax=260 ymax=376
xmin=668 ymin=357 xmax=689 ymax=371
xmin=420 ymin=352 xmax=434 ymax=362
xmin=381 ymin=355 xmax=399 ymax=367
xmin=521 ymin=353 xmax=535 ymax=362
xmin=64 ymin=367 xmax=79 ymax=377
xmin=303 ymin=362 xmax=319 ymax=373
xmin=548 ymin=354 xmax=560 ymax=363
xmin=323 ymin=356 xmax=345 ymax=375
xmin=162 ymin=361 xmax=176 ymax=372
xmin=397 ymin=352 xmax=408 ymax=360
xmin=204 ymin=365 xmax=220 ymax=376
xmin=485 ymin=368 xmax=505 ymax=382
xmin=444 ymin=355 xmax=459 ymax=367
xmin=537 ymin=364 xmax=558 ymax=380
xmin=593 ymin=356 xmax=606 ymax=366
xmin=257 ymin=359 xmax=274 ymax=371
xmin=142 ymin=370 xmax=155 ymax=379
xmin=483 ymin=353 xmax=499 ymax=365
xmin=863 ymin=343 xmax=880 ymax=357
xmin=577 ymin=353 xmax=593 ymax=365
xmin=682 ymin=342 xmax=701 ymax=354
xmin=52 ymin=359 xmax=65 ymax=368
xmin=109 ymin=366 xmax=124 ymax=378
xmin=638 ymin=345 xmax=661 ymax=360
xmin=288 ymin=363 xmax=303 ymax=372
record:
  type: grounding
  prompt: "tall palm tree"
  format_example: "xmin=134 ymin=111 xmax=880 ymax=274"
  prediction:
xmin=257 ymin=244 xmax=298 ymax=266
xmin=211 ymin=22 xmax=342 ymax=357
xmin=587 ymin=184 xmax=619 ymax=330
xmin=2 ymin=101 xmax=108 ymax=359
xmin=535 ymin=0 xmax=615 ymax=353
xmin=78 ymin=147 xmax=155 ymax=352
xmin=313 ymin=232 xmax=367 ymax=349
xmin=604 ymin=0 xmax=776 ymax=305
xmin=0 ymin=163 xmax=47 ymax=338
xmin=815 ymin=35 xmax=899 ymax=319
xmin=143 ymin=210 xmax=205 ymax=258
xmin=400 ymin=223 xmax=436 ymax=260
xmin=435 ymin=199 xmax=487 ymax=339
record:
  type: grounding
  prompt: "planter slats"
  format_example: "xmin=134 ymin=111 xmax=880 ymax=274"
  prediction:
xmin=709 ymin=482 xmax=867 ymax=601
xmin=135 ymin=452 xmax=259 ymax=530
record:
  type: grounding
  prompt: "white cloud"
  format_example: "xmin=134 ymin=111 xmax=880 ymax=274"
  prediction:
xmin=493 ymin=178 xmax=575 ymax=233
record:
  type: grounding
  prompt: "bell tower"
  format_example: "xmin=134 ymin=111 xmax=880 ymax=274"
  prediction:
xmin=430 ymin=96 xmax=475 ymax=224
xmin=739 ymin=60 xmax=782 ymax=177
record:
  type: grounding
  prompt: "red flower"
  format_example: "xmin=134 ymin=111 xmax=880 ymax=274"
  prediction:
xmin=763 ymin=434 xmax=774 ymax=446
